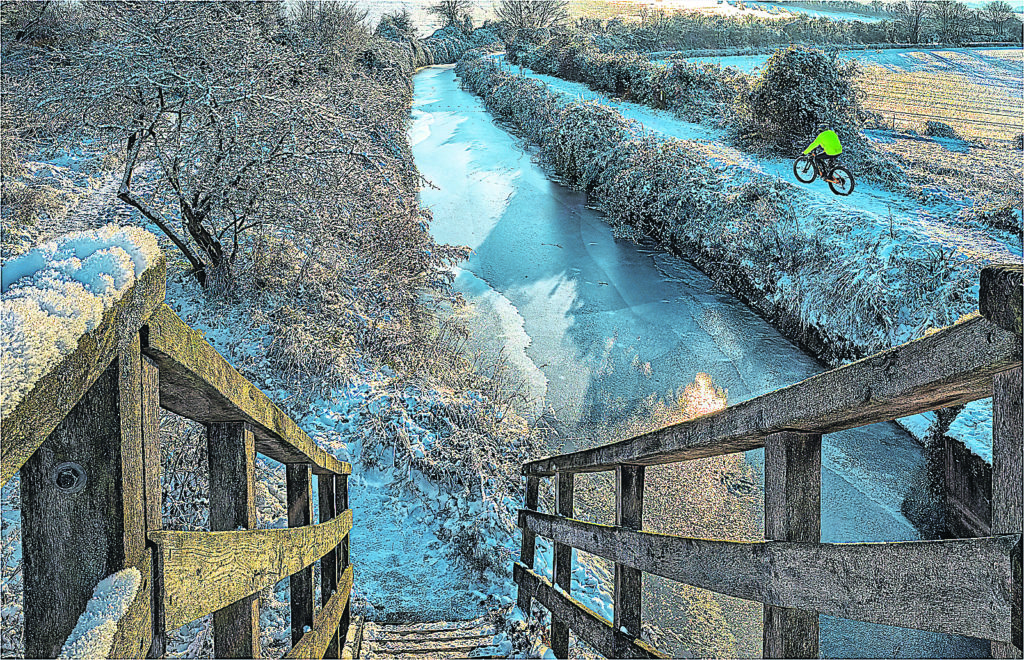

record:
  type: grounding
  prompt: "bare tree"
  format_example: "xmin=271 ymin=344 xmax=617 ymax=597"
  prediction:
xmin=981 ymin=0 xmax=1015 ymax=37
xmin=427 ymin=0 xmax=474 ymax=30
xmin=21 ymin=2 xmax=384 ymax=286
xmin=889 ymin=0 xmax=928 ymax=42
xmin=495 ymin=0 xmax=569 ymax=32
xmin=928 ymin=0 xmax=971 ymax=43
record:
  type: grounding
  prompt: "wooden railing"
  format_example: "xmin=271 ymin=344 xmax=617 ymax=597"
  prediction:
xmin=514 ymin=264 xmax=1023 ymax=659
xmin=1 ymin=257 xmax=354 ymax=659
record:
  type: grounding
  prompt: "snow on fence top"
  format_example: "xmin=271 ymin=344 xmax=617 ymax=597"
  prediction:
xmin=57 ymin=567 xmax=142 ymax=659
xmin=0 ymin=224 xmax=162 ymax=417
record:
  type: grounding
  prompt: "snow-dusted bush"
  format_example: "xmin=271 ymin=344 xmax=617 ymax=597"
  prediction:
xmin=733 ymin=46 xmax=863 ymax=154
xmin=456 ymin=53 xmax=562 ymax=145
xmin=0 ymin=224 xmax=161 ymax=417
xmin=545 ymin=101 xmax=638 ymax=190
xmin=731 ymin=46 xmax=901 ymax=182
xmin=923 ymin=120 xmax=959 ymax=140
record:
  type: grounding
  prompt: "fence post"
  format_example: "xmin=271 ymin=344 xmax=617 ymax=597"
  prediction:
xmin=319 ymin=474 xmax=340 ymax=659
xmin=208 ymin=422 xmax=260 ymax=658
xmin=551 ymin=472 xmax=575 ymax=659
xmin=516 ymin=476 xmax=540 ymax=613
xmin=763 ymin=432 xmax=821 ymax=659
xmin=336 ymin=473 xmax=351 ymax=657
xmin=992 ymin=366 xmax=1023 ymax=659
xmin=614 ymin=465 xmax=645 ymax=656
xmin=981 ymin=264 xmax=1023 ymax=658
xmin=21 ymin=338 xmax=151 ymax=658
xmin=287 ymin=463 xmax=315 ymax=647
xmin=141 ymin=356 xmax=164 ymax=659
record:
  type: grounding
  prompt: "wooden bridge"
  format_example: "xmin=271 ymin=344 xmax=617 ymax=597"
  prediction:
xmin=1 ymin=253 xmax=1021 ymax=659
xmin=514 ymin=263 xmax=1023 ymax=659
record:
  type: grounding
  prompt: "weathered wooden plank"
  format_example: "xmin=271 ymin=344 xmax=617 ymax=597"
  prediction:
xmin=150 ymin=509 xmax=352 ymax=630
xmin=140 ymin=357 xmax=164 ymax=659
xmin=551 ymin=473 xmax=574 ymax=658
xmin=288 ymin=464 xmax=315 ymax=647
xmin=285 ymin=565 xmax=354 ymax=660
xmin=141 ymin=304 xmax=350 ymax=476
xmin=1 ymin=258 xmax=166 ymax=487
xmin=524 ymin=314 xmax=1021 ymax=476
xmin=516 ymin=476 xmax=540 ymax=613
xmin=208 ymin=422 xmax=260 ymax=658
xmin=764 ymin=432 xmax=820 ymax=659
xmin=614 ymin=465 xmax=644 ymax=653
xmin=519 ymin=510 xmax=1018 ymax=642
xmin=981 ymin=264 xmax=1023 ymax=335
xmin=22 ymin=339 xmax=150 ymax=657
xmin=513 ymin=563 xmax=665 ymax=659
xmin=992 ymin=366 xmax=1023 ymax=658
xmin=319 ymin=474 xmax=340 ymax=659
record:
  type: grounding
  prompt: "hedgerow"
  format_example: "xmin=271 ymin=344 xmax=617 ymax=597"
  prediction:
xmin=509 ymin=37 xmax=744 ymax=122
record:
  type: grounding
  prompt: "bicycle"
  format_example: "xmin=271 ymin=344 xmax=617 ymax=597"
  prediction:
xmin=793 ymin=149 xmax=855 ymax=196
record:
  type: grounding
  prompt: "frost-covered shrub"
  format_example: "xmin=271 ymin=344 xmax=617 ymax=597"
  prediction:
xmin=456 ymin=53 xmax=562 ymax=145
xmin=732 ymin=46 xmax=900 ymax=182
xmin=733 ymin=46 xmax=864 ymax=155
xmin=959 ymin=198 xmax=1023 ymax=235
xmin=594 ymin=136 xmax=728 ymax=241
xmin=924 ymin=120 xmax=959 ymax=140
xmin=545 ymin=101 xmax=637 ymax=190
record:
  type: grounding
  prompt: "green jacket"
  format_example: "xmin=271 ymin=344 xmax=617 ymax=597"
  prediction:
xmin=803 ymin=130 xmax=842 ymax=156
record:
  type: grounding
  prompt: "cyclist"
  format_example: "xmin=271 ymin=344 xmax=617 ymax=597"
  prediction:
xmin=803 ymin=124 xmax=843 ymax=180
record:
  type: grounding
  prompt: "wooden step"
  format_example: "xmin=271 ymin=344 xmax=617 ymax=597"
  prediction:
xmin=364 ymin=624 xmax=498 ymax=642
xmin=357 ymin=616 xmax=502 ymax=659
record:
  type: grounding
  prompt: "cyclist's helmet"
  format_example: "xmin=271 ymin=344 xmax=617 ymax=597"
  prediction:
xmin=815 ymin=122 xmax=828 ymax=134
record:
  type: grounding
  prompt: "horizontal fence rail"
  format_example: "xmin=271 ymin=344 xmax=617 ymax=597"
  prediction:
xmin=1 ymin=260 xmax=356 ymax=659
xmin=515 ymin=264 xmax=1023 ymax=659
xmin=151 ymin=510 xmax=354 ymax=630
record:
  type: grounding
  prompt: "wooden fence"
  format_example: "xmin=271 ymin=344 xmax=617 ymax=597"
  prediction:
xmin=514 ymin=264 xmax=1023 ymax=659
xmin=1 ymin=257 xmax=354 ymax=659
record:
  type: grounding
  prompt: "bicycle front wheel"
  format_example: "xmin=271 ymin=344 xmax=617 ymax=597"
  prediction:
xmin=828 ymin=166 xmax=855 ymax=196
xmin=793 ymin=156 xmax=816 ymax=184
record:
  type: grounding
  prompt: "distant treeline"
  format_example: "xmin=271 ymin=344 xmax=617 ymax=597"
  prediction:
xmin=582 ymin=1 xmax=1022 ymax=52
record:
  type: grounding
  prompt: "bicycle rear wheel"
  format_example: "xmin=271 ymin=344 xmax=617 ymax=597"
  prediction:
xmin=828 ymin=166 xmax=855 ymax=196
xmin=793 ymin=156 xmax=816 ymax=184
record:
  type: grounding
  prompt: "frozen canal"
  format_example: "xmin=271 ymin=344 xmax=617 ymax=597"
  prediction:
xmin=411 ymin=65 xmax=987 ymax=658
